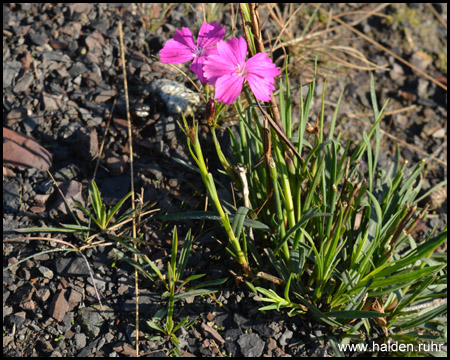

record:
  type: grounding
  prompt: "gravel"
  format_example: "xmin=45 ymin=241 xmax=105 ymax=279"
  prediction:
xmin=3 ymin=3 xmax=446 ymax=357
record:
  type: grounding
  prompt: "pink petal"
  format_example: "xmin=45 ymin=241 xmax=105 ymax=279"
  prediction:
xmin=246 ymin=73 xmax=275 ymax=102
xmin=245 ymin=53 xmax=281 ymax=78
xmin=172 ymin=27 xmax=196 ymax=49
xmin=244 ymin=52 xmax=280 ymax=101
xmin=197 ymin=21 xmax=225 ymax=48
xmin=189 ymin=57 xmax=208 ymax=83
xmin=160 ymin=39 xmax=195 ymax=64
xmin=203 ymin=52 xmax=237 ymax=85
xmin=216 ymin=37 xmax=247 ymax=67
xmin=214 ymin=74 xmax=245 ymax=105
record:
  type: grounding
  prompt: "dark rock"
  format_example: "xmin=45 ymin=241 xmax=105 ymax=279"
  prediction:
xmin=41 ymin=93 xmax=63 ymax=111
xmin=3 ymin=181 xmax=20 ymax=213
xmin=237 ymin=333 xmax=265 ymax=357
xmin=28 ymin=30 xmax=48 ymax=46
xmin=5 ymin=107 xmax=29 ymax=126
xmin=49 ymin=180 xmax=83 ymax=216
xmin=49 ymin=289 xmax=69 ymax=322
xmin=121 ymin=291 xmax=161 ymax=313
xmin=41 ymin=51 xmax=71 ymax=63
xmin=7 ymin=311 xmax=27 ymax=328
xmin=100 ymin=176 xmax=130 ymax=206
xmin=13 ymin=72 xmax=34 ymax=93
xmin=55 ymin=257 xmax=91 ymax=276
xmin=77 ymin=305 xmax=107 ymax=338
xmin=3 ymin=61 xmax=22 ymax=88
xmin=75 ymin=127 xmax=99 ymax=161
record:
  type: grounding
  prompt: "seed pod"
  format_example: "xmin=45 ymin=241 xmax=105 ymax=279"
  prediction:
xmin=284 ymin=149 xmax=296 ymax=175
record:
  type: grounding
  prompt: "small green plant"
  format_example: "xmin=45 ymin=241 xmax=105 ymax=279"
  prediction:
xmin=13 ymin=179 xmax=157 ymax=308
xmin=113 ymin=226 xmax=227 ymax=356
xmin=17 ymin=180 xmax=135 ymax=238
xmin=74 ymin=180 xmax=132 ymax=231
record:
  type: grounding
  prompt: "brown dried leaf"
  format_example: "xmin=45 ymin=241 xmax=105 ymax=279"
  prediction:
xmin=3 ymin=127 xmax=52 ymax=171
xmin=363 ymin=297 xmax=388 ymax=337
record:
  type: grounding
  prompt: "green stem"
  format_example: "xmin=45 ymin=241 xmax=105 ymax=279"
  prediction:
xmin=183 ymin=118 xmax=249 ymax=270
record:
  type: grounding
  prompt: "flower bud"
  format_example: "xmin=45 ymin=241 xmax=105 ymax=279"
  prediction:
xmin=206 ymin=99 xmax=216 ymax=127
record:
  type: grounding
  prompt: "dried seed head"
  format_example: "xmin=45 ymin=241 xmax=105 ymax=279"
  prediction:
xmin=187 ymin=126 xmax=196 ymax=143
xmin=284 ymin=149 xmax=295 ymax=175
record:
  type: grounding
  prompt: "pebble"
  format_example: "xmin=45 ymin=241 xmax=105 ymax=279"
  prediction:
xmin=149 ymin=79 xmax=202 ymax=116
xmin=237 ymin=333 xmax=265 ymax=357
xmin=13 ymin=72 xmax=34 ymax=93
xmin=39 ymin=266 xmax=54 ymax=279
xmin=55 ymin=257 xmax=91 ymax=276
xmin=279 ymin=330 xmax=293 ymax=346
xmin=78 ymin=305 xmax=108 ymax=338
xmin=49 ymin=289 xmax=69 ymax=322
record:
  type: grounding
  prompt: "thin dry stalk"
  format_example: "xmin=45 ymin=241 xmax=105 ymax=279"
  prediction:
xmin=326 ymin=101 xmax=447 ymax=167
xmin=92 ymin=98 xmax=117 ymax=181
xmin=270 ymin=4 xmax=306 ymax=53
xmin=425 ymin=3 xmax=447 ymax=29
xmin=119 ymin=21 xmax=139 ymax=357
xmin=324 ymin=8 xmax=447 ymax=91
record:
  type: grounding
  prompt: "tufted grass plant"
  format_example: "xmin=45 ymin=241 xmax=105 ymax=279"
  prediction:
xmin=175 ymin=3 xmax=447 ymax=355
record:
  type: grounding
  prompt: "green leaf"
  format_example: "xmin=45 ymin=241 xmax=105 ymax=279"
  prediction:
xmin=284 ymin=274 xmax=293 ymax=302
xmin=170 ymin=226 xmax=178 ymax=282
xmin=176 ymin=229 xmax=193 ymax=283
xmin=146 ymin=320 xmax=165 ymax=333
xmin=105 ymin=190 xmax=132 ymax=226
xmin=397 ymin=304 xmax=447 ymax=331
xmin=172 ymin=288 xmax=217 ymax=301
xmin=353 ymin=265 xmax=443 ymax=294
xmin=326 ymin=310 xmax=387 ymax=319
xmin=187 ymin=277 xmax=227 ymax=291
xmin=89 ymin=180 xmax=103 ymax=221
xmin=15 ymin=225 xmax=92 ymax=233
xmin=275 ymin=207 xmax=332 ymax=255
xmin=112 ymin=248 xmax=156 ymax=281
xmin=231 ymin=206 xmax=249 ymax=242
xmin=173 ymin=316 xmax=189 ymax=333
xmin=162 ymin=211 xmax=271 ymax=231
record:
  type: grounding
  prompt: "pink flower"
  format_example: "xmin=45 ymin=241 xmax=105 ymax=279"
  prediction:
xmin=159 ymin=21 xmax=225 ymax=83
xmin=203 ymin=37 xmax=281 ymax=105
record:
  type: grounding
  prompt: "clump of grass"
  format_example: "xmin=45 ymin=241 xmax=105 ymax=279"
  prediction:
xmin=174 ymin=4 xmax=447 ymax=356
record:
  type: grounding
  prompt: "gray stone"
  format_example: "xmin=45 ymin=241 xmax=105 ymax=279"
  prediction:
xmin=74 ymin=333 xmax=87 ymax=350
xmin=237 ymin=333 xmax=265 ymax=357
xmin=3 ymin=181 xmax=20 ymax=213
xmin=78 ymin=305 xmax=107 ymax=338
xmin=38 ymin=266 xmax=54 ymax=279
xmin=3 ymin=61 xmax=22 ymax=88
xmin=55 ymin=257 xmax=90 ymax=276
xmin=13 ymin=72 xmax=34 ymax=93
xmin=149 ymin=79 xmax=202 ymax=116
xmin=279 ymin=330 xmax=293 ymax=346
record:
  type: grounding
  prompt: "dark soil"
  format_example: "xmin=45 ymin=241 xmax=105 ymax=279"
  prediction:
xmin=3 ymin=3 xmax=447 ymax=357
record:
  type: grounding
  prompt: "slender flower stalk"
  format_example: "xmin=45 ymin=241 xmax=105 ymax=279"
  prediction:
xmin=180 ymin=116 xmax=249 ymax=271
